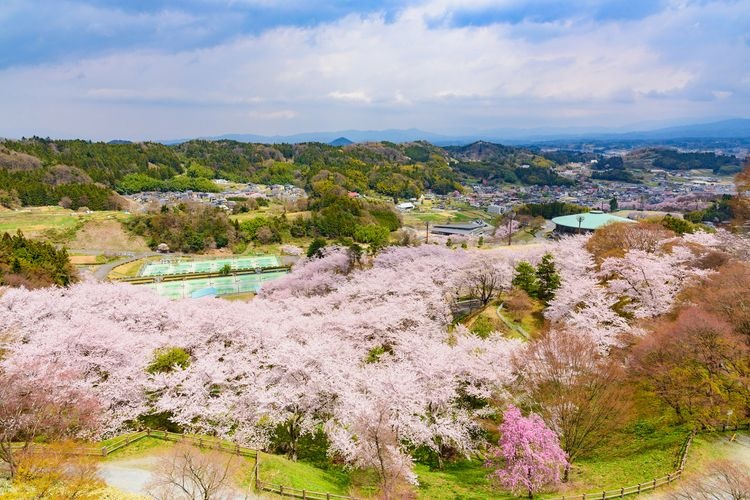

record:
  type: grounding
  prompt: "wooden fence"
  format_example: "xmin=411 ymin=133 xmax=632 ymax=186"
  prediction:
xmin=549 ymin=422 xmax=750 ymax=500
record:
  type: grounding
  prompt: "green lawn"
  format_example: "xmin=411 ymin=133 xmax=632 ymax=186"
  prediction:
xmin=103 ymin=436 xmax=174 ymax=460
xmin=258 ymin=452 xmax=356 ymax=495
xmin=564 ymin=426 xmax=687 ymax=493
xmin=415 ymin=460 xmax=514 ymax=500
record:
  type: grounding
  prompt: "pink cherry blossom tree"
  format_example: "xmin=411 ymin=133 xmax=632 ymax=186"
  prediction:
xmin=488 ymin=405 xmax=568 ymax=498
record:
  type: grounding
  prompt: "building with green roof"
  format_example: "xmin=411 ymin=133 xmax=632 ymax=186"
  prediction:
xmin=552 ymin=210 xmax=635 ymax=233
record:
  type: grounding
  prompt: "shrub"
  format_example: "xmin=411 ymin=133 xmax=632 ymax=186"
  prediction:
xmin=306 ymin=238 xmax=327 ymax=258
xmin=504 ymin=289 xmax=533 ymax=322
xmin=470 ymin=316 xmax=495 ymax=339
xmin=353 ymin=224 xmax=390 ymax=252
xmin=147 ymin=347 xmax=191 ymax=374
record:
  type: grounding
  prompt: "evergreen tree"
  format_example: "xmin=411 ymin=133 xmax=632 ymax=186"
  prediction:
xmin=535 ymin=253 xmax=561 ymax=303
xmin=512 ymin=261 xmax=538 ymax=298
xmin=306 ymin=238 xmax=327 ymax=259
xmin=609 ymin=197 xmax=618 ymax=211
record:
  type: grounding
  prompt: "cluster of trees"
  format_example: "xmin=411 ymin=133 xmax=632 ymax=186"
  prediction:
xmin=620 ymin=148 xmax=742 ymax=175
xmin=116 ymin=173 xmax=220 ymax=194
xmin=591 ymin=168 xmax=640 ymax=183
xmin=125 ymin=191 xmax=401 ymax=254
xmin=0 ymin=169 xmax=121 ymax=210
xmin=0 ymin=231 xmax=76 ymax=288
xmin=125 ymin=205 xmax=238 ymax=253
xmin=651 ymin=148 xmax=742 ymax=174
xmin=517 ymin=201 xmax=589 ymax=219
xmin=511 ymin=254 xmax=561 ymax=304
xmin=684 ymin=195 xmax=736 ymax=224
xmin=589 ymin=156 xmax=641 ymax=183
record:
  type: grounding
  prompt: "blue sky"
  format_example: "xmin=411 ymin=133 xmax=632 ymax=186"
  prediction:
xmin=0 ymin=0 xmax=748 ymax=140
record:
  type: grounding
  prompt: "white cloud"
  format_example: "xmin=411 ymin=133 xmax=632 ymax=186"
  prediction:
xmin=328 ymin=91 xmax=373 ymax=103
xmin=0 ymin=0 xmax=748 ymax=139
xmin=248 ymin=109 xmax=298 ymax=119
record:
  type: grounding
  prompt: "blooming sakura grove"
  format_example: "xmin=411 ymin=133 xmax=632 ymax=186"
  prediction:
xmin=0 ymin=229 xmax=737 ymax=484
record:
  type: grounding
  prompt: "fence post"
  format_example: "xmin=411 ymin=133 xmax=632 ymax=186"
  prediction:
xmin=302 ymin=489 xmax=306 ymax=499
xmin=147 ymin=427 xmax=151 ymax=436
xmin=601 ymin=492 xmax=605 ymax=500
xmin=637 ymin=483 xmax=641 ymax=494
xmin=254 ymin=459 xmax=259 ymax=490
xmin=620 ymin=487 xmax=624 ymax=498
xmin=327 ymin=494 xmax=330 ymax=500
xmin=101 ymin=447 xmax=107 ymax=456
xmin=279 ymin=485 xmax=283 ymax=496
xmin=652 ymin=478 xmax=656 ymax=489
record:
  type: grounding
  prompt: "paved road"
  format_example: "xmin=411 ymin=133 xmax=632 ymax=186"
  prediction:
xmin=87 ymin=251 xmax=159 ymax=281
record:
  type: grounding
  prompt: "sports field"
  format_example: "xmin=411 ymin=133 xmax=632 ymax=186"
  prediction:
xmin=139 ymin=255 xmax=281 ymax=277
xmin=142 ymin=271 xmax=288 ymax=299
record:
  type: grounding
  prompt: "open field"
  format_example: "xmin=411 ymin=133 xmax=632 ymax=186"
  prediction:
xmin=402 ymin=206 xmax=492 ymax=227
xmin=69 ymin=218 xmax=149 ymax=252
xmin=109 ymin=257 xmax=157 ymax=279
xmin=0 ymin=206 xmax=133 ymax=246
xmin=230 ymin=208 xmax=311 ymax=223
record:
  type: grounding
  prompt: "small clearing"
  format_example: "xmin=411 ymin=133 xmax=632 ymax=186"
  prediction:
xmin=70 ymin=219 xmax=149 ymax=252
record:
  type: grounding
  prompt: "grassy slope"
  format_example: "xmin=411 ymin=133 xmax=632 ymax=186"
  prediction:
xmin=0 ymin=207 xmax=127 ymax=237
xmin=563 ymin=426 xmax=687 ymax=494
xmin=415 ymin=460 xmax=515 ymax=500
xmin=69 ymin=218 xmax=149 ymax=252
xmin=258 ymin=452 xmax=354 ymax=495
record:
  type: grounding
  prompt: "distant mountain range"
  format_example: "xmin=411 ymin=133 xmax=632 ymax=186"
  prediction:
xmin=160 ymin=118 xmax=750 ymax=147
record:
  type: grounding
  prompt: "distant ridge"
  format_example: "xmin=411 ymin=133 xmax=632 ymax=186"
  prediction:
xmin=329 ymin=137 xmax=353 ymax=146
xmin=159 ymin=118 xmax=750 ymax=146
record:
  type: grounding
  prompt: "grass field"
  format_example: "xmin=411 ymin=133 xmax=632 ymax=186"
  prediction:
xmin=0 ymin=206 xmax=131 ymax=244
xmin=110 ymin=257 xmax=156 ymax=279
xmin=230 ymin=208 xmax=311 ymax=223
xmin=402 ymin=206 xmax=492 ymax=227
xmin=563 ymin=426 xmax=687 ymax=494
xmin=258 ymin=452 xmax=355 ymax=495
xmin=415 ymin=460 xmax=514 ymax=499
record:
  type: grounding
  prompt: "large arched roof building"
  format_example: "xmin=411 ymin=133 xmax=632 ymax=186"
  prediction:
xmin=552 ymin=210 xmax=635 ymax=233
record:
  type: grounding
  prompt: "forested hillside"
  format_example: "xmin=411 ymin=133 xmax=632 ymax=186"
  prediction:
xmin=0 ymin=138 xmax=574 ymax=210
xmin=624 ymin=148 xmax=742 ymax=174
xmin=445 ymin=141 xmax=573 ymax=186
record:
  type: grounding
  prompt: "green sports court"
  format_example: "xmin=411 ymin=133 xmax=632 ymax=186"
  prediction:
xmin=139 ymin=255 xmax=281 ymax=277
xmin=142 ymin=271 xmax=288 ymax=299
